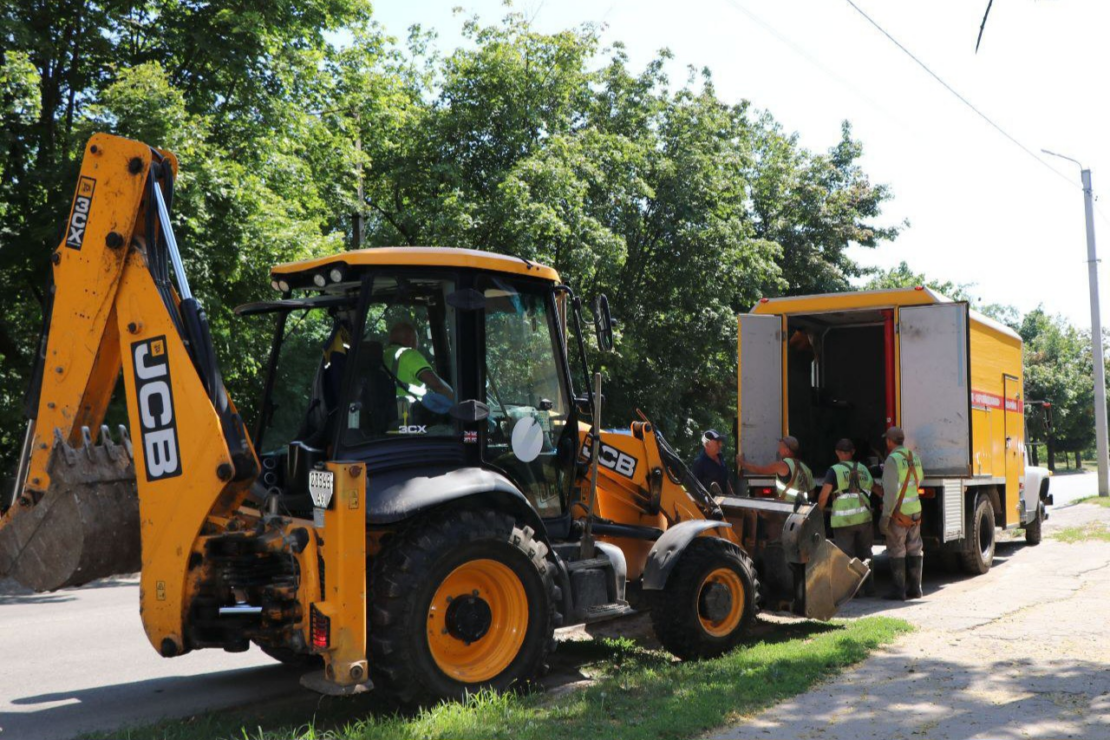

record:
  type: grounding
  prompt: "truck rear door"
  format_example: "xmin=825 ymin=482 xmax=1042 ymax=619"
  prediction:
xmin=898 ymin=303 xmax=972 ymax=476
xmin=737 ymin=314 xmax=783 ymax=470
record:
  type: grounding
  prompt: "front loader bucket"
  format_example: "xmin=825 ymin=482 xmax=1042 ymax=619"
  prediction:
xmin=720 ymin=497 xmax=868 ymax=619
xmin=790 ymin=538 xmax=869 ymax=621
xmin=0 ymin=426 xmax=140 ymax=592
xmin=780 ymin=503 xmax=869 ymax=620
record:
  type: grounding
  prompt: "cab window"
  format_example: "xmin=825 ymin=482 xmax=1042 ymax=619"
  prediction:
xmin=481 ymin=276 xmax=572 ymax=517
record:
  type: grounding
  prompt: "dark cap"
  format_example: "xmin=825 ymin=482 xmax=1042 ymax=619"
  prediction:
xmin=835 ymin=438 xmax=855 ymax=453
xmin=702 ymin=429 xmax=724 ymax=443
xmin=779 ymin=435 xmax=800 ymax=454
xmin=883 ymin=426 xmax=906 ymax=444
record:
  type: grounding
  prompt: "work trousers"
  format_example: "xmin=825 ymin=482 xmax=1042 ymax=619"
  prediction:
xmin=832 ymin=521 xmax=873 ymax=563
xmin=885 ymin=515 xmax=923 ymax=558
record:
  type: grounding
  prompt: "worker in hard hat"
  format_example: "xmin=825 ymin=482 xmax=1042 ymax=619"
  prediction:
xmin=737 ymin=435 xmax=814 ymax=503
xmin=879 ymin=426 xmax=924 ymax=601
xmin=817 ymin=438 xmax=879 ymax=596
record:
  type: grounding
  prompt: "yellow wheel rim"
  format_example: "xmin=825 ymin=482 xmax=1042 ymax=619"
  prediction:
xmin=426 ymin=558 xmax=529 ymax=683
xmin=697 ymin=567 xmax=745 ymax=638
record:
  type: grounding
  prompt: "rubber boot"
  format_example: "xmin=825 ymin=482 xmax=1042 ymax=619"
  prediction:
xmin=906 ymin=555 xmax=924 ymax=599
xmin=884 ymin=557 xmax=906 ymax=601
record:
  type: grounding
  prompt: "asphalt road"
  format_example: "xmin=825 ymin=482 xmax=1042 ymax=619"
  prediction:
xmin=0 ymin=577 xmax=307 ymax=740
xmin=1044 ymin=470 xmax=1098 ymax=507
xmin=0 ymin=471 xmax=1100 ymax=740
xmin=715 ymin=487 xmax=1110 ymax=740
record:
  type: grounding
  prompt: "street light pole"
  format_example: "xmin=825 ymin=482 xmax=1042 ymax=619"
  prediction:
xmin=1081 ymin=168 xmax=1110 ymax=497
xmin=1043 ymin=149 xmax=1109 ymax=496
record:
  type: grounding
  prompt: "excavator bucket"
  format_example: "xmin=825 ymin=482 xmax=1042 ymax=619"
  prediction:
xmin=0 ymin=425 xmax=140 ymax=592
xmin=721 ymin=497 xmax=869 ymax=620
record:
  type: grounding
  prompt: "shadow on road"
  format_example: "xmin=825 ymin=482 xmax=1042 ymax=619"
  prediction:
xmin=716 ymin=650 xmax=1110 ymax=739
xmin=0 ymin=575 xmax=136 ymax=606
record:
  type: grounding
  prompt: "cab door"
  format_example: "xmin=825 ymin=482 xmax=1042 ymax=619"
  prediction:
xmin=737 ymin=314 xmax=783 ymax=471
xmin=1003 ymin=374 xmax=1023 ymax=527
xmin=898 ymin=303 xmax=972 ymax=476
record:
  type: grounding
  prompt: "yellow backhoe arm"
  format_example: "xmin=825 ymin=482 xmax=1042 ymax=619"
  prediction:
xmin=0 ymin=133 xmax=258 ymax=655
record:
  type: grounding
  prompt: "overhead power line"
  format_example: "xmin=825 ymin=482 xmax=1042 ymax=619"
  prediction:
xmin=843 ymin=0 xmax=1080 ymax=191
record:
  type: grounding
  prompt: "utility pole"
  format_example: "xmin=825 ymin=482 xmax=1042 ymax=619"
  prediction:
xmin=1082 ymin=168 xmax=1109 ymax=496
xmin=1043 ymin=150 xmax=1109 ymax=496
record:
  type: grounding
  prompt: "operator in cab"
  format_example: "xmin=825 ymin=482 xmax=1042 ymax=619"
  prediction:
xmin=385 ymin=322 xmax=455 ymax=406
xmin=691 ymin=429 xmax=733 ymax=497
xmin=816 ymin=438 xmax=880 ymax=596
xmin=737 ymin=435 xmax=814 ymax=503
xmin=879 ymin=426 xmax=924 ymax=601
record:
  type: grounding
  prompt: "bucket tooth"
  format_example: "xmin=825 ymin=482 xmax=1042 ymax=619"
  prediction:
xmin=118 ymin=425 xmax=134 ymax=459
xmin=54 ymin=428 xmax=77 ymax=466
xmin=0 ymin=426 xmax=140 ymax=592
xmin=81 ymin=426 xmax=94 ymax=460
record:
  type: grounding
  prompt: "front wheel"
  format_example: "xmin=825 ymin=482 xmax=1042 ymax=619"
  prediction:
xmin=1025 ymin=503 xmax=1044 ymax=545
xmin=649 ymin=537 xmax=759 ymax=660
xmin=368 ymin=508 xmax=558 ymax=705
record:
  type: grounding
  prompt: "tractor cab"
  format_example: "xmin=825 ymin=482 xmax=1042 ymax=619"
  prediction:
xmin=236 ymin=248 xmax=583 ymax=527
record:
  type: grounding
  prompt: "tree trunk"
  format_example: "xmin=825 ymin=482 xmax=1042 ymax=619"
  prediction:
xmin=1031 ymin=444 xmax=1039 ymax=467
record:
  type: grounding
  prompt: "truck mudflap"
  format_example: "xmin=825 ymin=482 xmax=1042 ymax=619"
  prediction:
xmin=0 ymin=426 xmax=140 ymax=592
xmin=720 ymin=496 xmax=868 ymax=620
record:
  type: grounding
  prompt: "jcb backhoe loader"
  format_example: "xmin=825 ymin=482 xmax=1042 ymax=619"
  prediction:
xmin=0 ymin=134 xmax=865 ymax=703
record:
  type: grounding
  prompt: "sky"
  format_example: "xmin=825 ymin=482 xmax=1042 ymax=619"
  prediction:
xmin=371 ymin=0 xmax=1110 ymax=328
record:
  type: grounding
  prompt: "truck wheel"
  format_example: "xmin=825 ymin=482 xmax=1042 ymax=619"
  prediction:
xmin=961 ymin=495 xmax=995 ymax=575
xmin=1025 ymin=503 xmax=1044 ymax=546
xmin=649 ymin=537 xmax=759 ymax=660
xmin=368 ymin=508 xmax=558 ymax=705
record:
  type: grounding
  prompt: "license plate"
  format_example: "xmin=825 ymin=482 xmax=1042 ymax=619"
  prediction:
xmin=309 ymin=470 xmax=334 ymax=509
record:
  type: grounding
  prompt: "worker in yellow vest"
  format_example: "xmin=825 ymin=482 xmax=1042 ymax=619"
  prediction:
xmin=738 ymin=435 xmax=814 ymax=503
xmin=879 ymin=426 xmax=924 ymax=601
xmin=817 ymin=438 xmax=879 ymax=596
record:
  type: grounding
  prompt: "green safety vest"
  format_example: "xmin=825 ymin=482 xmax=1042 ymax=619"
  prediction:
xmin=829 ymin=462 xmax=873 ymax=528
xmin=890 ymin=447 xmax=923 ymax=517
xmin=386 ymin=344 xmax=432 ymax=399
xmin=777 ymin=458 xmax=814 ymax=502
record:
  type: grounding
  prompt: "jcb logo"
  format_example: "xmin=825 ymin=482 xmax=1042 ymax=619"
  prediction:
xmin=65 ymin=177 xmax=96 ymax=250
xmin=132 ymin=337 xmax=182 ymax=481
xmin=581 ymin=441 xmax=638 ymax=479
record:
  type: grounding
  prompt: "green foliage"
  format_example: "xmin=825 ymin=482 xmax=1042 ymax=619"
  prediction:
xmin=863 ymin=261 xmax=973 ymax=301
xmin=1021 ymin=307 xmax=1098 ymax=456
xmin=0 ymin=5 xmax=899 ymax=470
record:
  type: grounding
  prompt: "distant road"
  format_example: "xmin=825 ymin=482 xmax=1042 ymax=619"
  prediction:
xmin=0 ymin=576 xmax=305 ymax=740
xmin=1045 ymin=470 xmax=1098 ymax=508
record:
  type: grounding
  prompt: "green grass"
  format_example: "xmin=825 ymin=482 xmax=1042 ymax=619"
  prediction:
xmin=87 ymin=616 xmax=911 ymax=740
xmin=1075 ymin=495 xmax=1110 ymax=508
xmin=1054 ymin=521 xmax=1110 ymax=543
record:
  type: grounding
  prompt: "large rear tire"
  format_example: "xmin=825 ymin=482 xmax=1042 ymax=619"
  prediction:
xmin=368 ymin=508 xmax=558 ymax=705
xmin=961 ymin=495 xmax=995 ymax=575
xmin=649 ymin=537 xmax=759 ymax=660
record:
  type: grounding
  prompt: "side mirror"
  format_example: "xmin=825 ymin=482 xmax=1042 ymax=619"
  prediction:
xmin=593 ymin=294 xmax=614 ymax=353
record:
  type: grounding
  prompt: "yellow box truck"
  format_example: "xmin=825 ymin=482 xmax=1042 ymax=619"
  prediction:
xmin=737 ymin=287 xmax=1052 ymax=573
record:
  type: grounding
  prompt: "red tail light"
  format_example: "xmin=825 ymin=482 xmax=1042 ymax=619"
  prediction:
xmin=311 ymin=605 xmax=330 ymax=650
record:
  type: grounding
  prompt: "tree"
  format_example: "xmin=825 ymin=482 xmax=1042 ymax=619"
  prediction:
xmin=1020 ymin=308 xmax=1097 ymax=463
xmin=0 ymin=6 xmax=900 ymax=465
